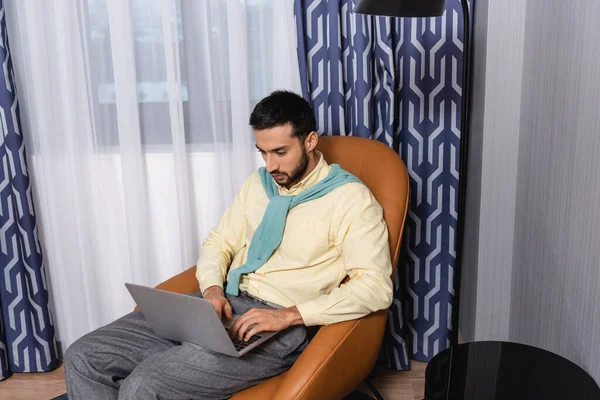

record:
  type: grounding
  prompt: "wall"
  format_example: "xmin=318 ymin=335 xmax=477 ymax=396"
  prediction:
xmin=460 ymin=0 xmax=600 ymax=383
xmin=510 ymin=0 xmax=600 ymax=381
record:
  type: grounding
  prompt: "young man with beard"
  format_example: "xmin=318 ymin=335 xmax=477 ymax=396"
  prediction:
xmin=64 ymin=91 xmax=393 ymax=400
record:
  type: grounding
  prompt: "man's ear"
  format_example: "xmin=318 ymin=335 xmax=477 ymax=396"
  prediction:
xmin=305 ymin=131 xmax=319 ymax=152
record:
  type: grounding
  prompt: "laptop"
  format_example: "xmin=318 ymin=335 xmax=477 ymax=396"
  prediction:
xmin=125 ymin=283 xmax=277 ymax=357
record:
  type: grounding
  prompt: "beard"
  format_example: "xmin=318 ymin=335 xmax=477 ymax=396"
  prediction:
xmin=272 ymin=146 xmax=310 ymax=188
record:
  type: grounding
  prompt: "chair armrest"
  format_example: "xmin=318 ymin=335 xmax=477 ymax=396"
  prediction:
xmin=230 ymin=373 xmax=287 ymax=399
xmin=273 ymin=310 xmax=387 ymax=400
xmin=155 ymin=265 xmax=200 ymax=294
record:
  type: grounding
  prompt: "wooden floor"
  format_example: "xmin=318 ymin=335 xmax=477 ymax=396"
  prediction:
xmin=359 ymin=362 xmax=427 ymax=400
xmin=1 ymin=364 xmax=67 ymax=400
xmin=0 ymin=362 xmax=426 ymax=400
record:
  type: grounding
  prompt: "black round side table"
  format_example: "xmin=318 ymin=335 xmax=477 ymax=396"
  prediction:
xmin=425 ymin=341 xmax=600 ymax=400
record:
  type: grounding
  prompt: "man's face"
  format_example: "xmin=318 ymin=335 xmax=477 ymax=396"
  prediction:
xmin=255 ymin=124 xmax=310 ymax=189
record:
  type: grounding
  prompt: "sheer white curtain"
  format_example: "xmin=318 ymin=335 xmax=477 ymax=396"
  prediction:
xmin=5 ymin=0 xmax=300 ymax=349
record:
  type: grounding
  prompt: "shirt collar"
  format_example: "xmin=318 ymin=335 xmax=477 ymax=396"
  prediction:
xmin=277 ymin=151 xmax=331 ymax=196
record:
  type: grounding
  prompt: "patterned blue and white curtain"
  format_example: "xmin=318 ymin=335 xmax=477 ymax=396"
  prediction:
xmin=0 ymin=0 xmax=58 ymax=380
xmin=295 ymin=0 xmax=468 ymax=369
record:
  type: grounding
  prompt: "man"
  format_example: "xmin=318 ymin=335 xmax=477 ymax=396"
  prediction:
xmin=64 ymin=91 xmax=393 ymax=399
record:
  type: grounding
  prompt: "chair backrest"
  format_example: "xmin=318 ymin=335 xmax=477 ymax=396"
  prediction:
xmin=316 ymin=136 xmax=409 ymax=271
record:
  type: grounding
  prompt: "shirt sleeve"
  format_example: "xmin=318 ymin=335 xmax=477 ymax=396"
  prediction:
xmin=195 ymin=174 xmax=253 ymax=293
xmin=295 ymin=183 xmax=394 ymax=326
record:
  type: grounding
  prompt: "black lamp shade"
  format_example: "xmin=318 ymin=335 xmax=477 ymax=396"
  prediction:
xmin=354 ymin=0 xmax=446 ymax=18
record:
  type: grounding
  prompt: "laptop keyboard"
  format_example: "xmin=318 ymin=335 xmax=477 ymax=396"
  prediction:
xmin=230 ymin=334 xmax=262 ymax=352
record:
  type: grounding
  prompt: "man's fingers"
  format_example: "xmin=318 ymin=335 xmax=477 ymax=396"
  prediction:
xmin=224 ymin=301 xmax=233 ymax=320
xmin=229 ymin=316 xmax=245 ymax=339
xmin=211 ymin=300 xmax=222 ymax=320
xmin=229 ymin=309 xmax=271 ymax=340
xmin=230 ymin=309 xmax=254 ymax=338
xmin=244 ymin=324 xmax=263 ymax=342
xmin=235 ymin=318 xmax=250 ymax=340
xmin=238 ymin=317 xmax=261 ymax=341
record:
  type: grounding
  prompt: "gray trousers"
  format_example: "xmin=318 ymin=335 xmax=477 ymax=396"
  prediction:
xmin=64 ymin=293 xmax=315 ymax=400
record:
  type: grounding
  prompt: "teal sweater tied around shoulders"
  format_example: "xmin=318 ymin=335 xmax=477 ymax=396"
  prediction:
xmin=224 ymin=164 xmax=362 ymax=296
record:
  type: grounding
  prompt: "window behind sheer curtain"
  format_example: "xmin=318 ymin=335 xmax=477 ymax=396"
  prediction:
xmin=85 ymin=0 xmax=275 ymax=150
xmin=5 ymin=0 xmax=299 ymax=349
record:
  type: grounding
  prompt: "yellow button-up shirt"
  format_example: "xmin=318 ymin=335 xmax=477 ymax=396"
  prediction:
xmin=196 ymin=153 xmax=393 ymax=326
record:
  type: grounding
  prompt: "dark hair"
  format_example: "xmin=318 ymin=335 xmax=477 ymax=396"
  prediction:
xmin=249 ymin=90 xmax=317 ymax=141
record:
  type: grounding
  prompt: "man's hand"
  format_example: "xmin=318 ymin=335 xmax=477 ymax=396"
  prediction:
xmin=229 ymin=306 xmax=304 ymax=342
xmin=203 ymin=286 xmax=233 ymax=320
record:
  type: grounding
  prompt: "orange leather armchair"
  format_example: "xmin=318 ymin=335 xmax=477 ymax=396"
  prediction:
xmin=153 ymin=136 xmax=410 ymax=399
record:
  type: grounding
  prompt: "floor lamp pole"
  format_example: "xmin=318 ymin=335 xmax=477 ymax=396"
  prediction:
xmin=452 ymin=0 xmax=472 ymax=345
